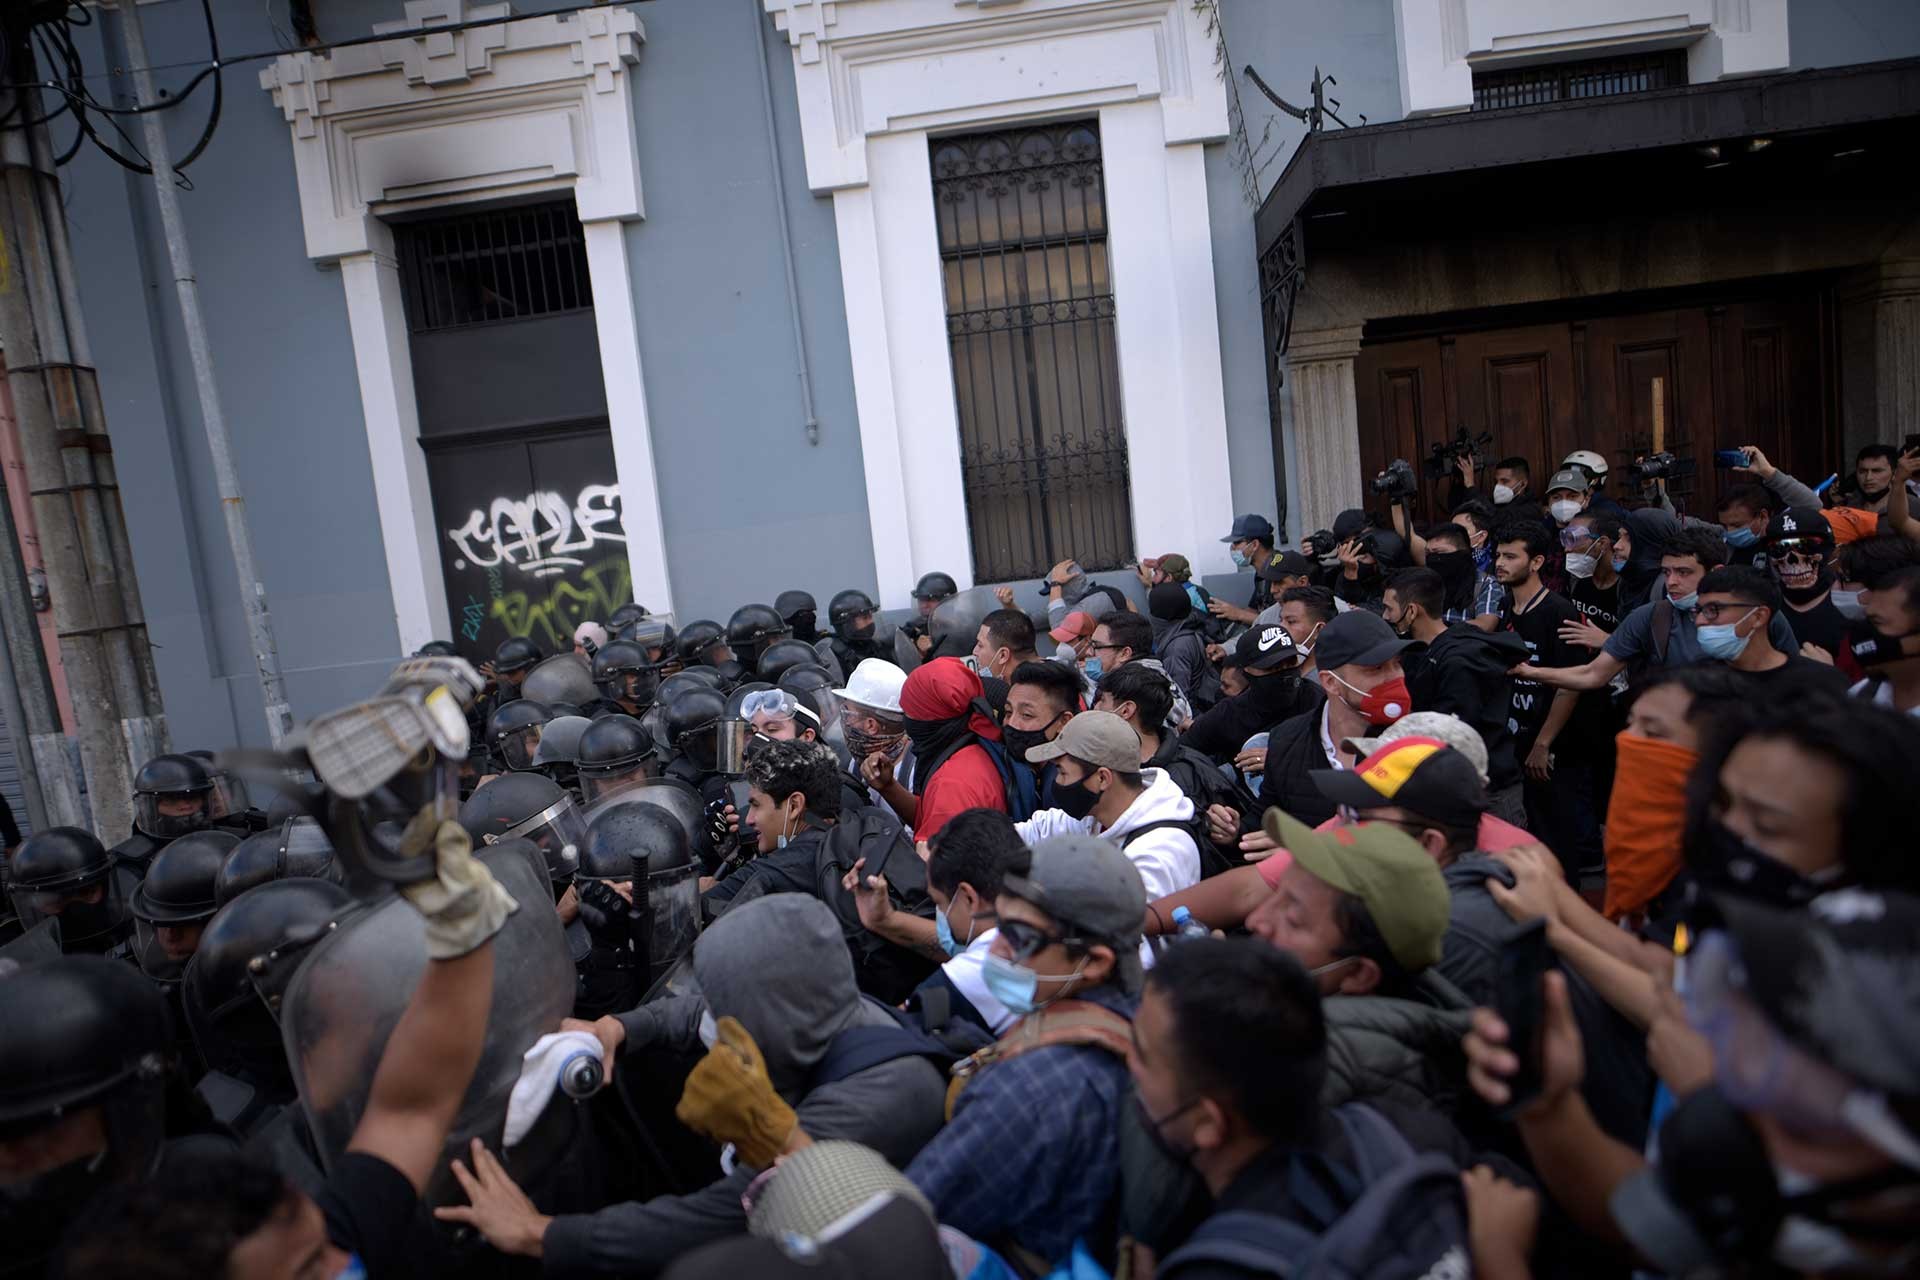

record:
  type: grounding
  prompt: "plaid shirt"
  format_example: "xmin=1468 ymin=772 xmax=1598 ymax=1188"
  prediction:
xmin=1444 ymin=573 xmax=1505 ymax=625
xmin=906 ymin=983 xmax=1138 ymax=1266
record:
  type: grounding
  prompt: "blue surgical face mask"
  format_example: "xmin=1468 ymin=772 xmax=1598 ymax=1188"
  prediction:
xmin=1082 ymin=655 xmax=1104 ymax=682
xmin=1231 ymin=548 xmax=1251 ymax=569
xmin=1724 ymin=526 xmax=1759 ymax=549
xmin=935 ymin=903 xmax=974 ymax=958
xmin=1696 ymin=609 xmax=1757 ymax=661
xmin=1613 ymin=556 xmax=1629 ymax=572
xmin=981 ymin=951 xmax=1088 ymax=1016
xmin=1670 ymin=591 xmax=1699 ymax=610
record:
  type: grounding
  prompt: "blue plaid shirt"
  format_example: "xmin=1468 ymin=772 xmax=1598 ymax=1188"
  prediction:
xmin=1444 ymin=573 xmax=1505 ymax=625
xmin=906 ymin=983 xmax=1138 ymax=1266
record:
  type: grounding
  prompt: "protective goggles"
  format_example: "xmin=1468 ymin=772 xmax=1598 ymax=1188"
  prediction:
xmin=739 ymin=689 xmax=821 ymax=728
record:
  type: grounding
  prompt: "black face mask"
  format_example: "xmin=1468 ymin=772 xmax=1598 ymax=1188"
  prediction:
xmin=999 ymin=722 xmax=1054 ymax=762
xmin=790 ymin=612 xmax=819 ymax=644
xmin=1779 ymin=569 xmax=1833 ymax=606
xmin=1689 ymin=819 xmax=1827 ymax=908
xmin=1849 ymin=624 xmax=1920 ymax=669
xmin=1054 ymin=772 xmax=1103 ymax=820
xmin=847 ymin=622 xmax=877 ymax=645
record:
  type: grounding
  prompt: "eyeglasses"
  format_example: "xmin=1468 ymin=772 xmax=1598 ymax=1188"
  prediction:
xmin=1693 ymin=603 xmax=1757 ymax=625
xmin=1336 ymin=804 xmax=1420 ymax=833
xmin=997 ymin=917 xmax=1084 ymax=962
xmin=1090 ymin=642 xmax=1128 ymax=654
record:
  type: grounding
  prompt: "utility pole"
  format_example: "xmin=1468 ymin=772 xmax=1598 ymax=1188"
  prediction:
xmin=0 ymin=42 xmax=169 ymax=837
xmin=119 ymin=0 xmax=293 ymax=745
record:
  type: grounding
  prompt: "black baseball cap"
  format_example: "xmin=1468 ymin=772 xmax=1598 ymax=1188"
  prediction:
xmin=1222 ymin=514 xmax=1275 ymax=544
xmin=1310 ymin=736 xmax=1489 ymax=829
xmin=1225 ymin=624 xmax=1301 ymax=672
xmin=1258 ymin=551 xmax=1315 ymax=582
xmin=1312 ymin=610 xmax=1413 ymax=672
xmin=1766 ymin=506 xmax=1832 ymax=550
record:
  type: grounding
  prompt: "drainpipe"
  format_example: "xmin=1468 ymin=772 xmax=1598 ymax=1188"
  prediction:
xmin=749 ymin=0 xmax=820 ymax=447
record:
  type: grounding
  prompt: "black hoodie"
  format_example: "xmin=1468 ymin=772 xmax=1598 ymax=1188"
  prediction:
xmin=1403 ymin=624 xmax=1529 ymax=790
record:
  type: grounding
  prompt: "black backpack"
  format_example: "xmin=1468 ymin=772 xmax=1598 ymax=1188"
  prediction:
xmin=1157 ymin=1104 xmax=1471 ymax=1280
xmin=812 ymin=807 xmax=938 ymax=1004
xmin=806 ymin=995 xmax=972 ymax=1092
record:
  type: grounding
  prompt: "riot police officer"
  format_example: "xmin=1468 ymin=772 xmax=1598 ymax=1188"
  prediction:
xmin=531 ymin=714 xmax=594 ymax=797
xmin=112 ymin=753 xmax=218 ymax=891
xmin=482 ymin=636 xmax=543 ymax=720
xmin=826 ymin=588 xmax=884 ymax=674
xmin=583 ymin=792 xmax=701 ymax=975
xmin=663 ymin=686 xmax=726 ymax=794
xmin=607 ymin=602 xmax=649 ymax=635
xmin=902 ymin=570 xmax=960 ymax=658
xmin=776 ymin=589 xmax=820 ymax=644
xmin=673 ymin=620 xmax=731 ymax=671
xmin=577 ymin=714 xmax=659 ymax=806
xmin=756 ymin=637 xmax=820 ymax=684
xmin=459 ymin=770 xmax=590 ymax=897
xmin=487 ymin=698 xmax=554 ymax=773
xmin=620 ymin=615 xmax=679 ymax=673
xmin=129 ymin=830 xmax=237 ymax=989
xmin=214 ymin=817 xmax=340 ymax=906
xmin=588 ymin=639 xmax=661 ymax=719
xmin=725 ymin=603 xmax=790 ymax=672
xmin=568 ymin=805 xmax=678 ymax=1019
xmin=7 ymin=827 xmax=133 ymax=957
xmin=186 ymin=749 xmax=271 ymax=835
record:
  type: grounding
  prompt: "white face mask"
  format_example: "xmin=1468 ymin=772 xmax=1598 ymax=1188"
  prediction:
xmin=1492 ymin=483 xmax=1516 ymax=505
xmin=1831 ymin=588 xmax=1867 ymax=620
xmin=1563 ymin=551 xmax=1599 ymax=580
xmin=1549 ymin=499 xmax=1583 ymax=525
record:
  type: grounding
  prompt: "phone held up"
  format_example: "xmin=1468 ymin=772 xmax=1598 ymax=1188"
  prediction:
xmin=1493 ymin=916 xmax=1554 ymax=1118
xmin=1713 ymin=448 xmax=1749 ymax=469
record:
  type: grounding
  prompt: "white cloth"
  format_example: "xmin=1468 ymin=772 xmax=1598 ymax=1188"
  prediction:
xmin=1849 ymin=676 xmax=1920 ymax=717
xmin=504 ymin=1030 xmax=605 ymax=1148
xmin=940 ymin=926 xmax=1016 ymax=1034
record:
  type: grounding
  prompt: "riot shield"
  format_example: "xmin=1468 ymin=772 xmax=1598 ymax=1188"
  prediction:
xmin=892 ymin=625 xmax=923 ymax=672
xmin=583 ymin=778 xmax=703 ymax=855
xmin=810 ymin=638 xmax=846 ymax=686
xmin=0 ymin=917 xmax=62 ymax=975
xmin=521 ymin=653 xmax=598 ymax=707
xmin=927 ymin=586 xmax=1002 ymax=661
xmin=278 ymin=840 xmax=571 ymax=1208
xmin=580 ymin=787 xmax=702 ymax=971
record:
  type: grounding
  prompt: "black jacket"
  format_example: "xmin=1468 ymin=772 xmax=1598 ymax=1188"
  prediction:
xmin=1403 ymin=625 xmax=1528 ymax=791
xmin=1255 ymin=706 xmax=1338 ymax=829
xmin=1184 ymin=674 xmax=1324 ymax=764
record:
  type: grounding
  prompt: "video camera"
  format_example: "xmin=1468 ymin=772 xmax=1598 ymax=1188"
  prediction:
xmin=1369 ymin=458 xmax=1418 ymax=502
xmin=1425 ymin=426 xmax=1492 ymax=480
xmin=1624 ymin=452 xmax=1696 ymax=487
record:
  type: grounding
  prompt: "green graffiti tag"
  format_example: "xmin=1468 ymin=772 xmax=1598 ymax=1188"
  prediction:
xmin=490 ymin=557 xmax=633 ymax=652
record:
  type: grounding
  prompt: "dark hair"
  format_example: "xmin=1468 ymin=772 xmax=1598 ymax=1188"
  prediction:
xmin=1625 ymin=663 xmax=1751 ymax=733
xmin=1698 ymin=565 xmax=1782 ymax=616
xmin=1424 ymin=523 xmax=1471 ymax=554
xmin=1148 ymin=938 xmax=1326 ymax=1144
xmin=1878 ymin=565 xmax=1920 ymax=617
xmin=1571 ymin=511 xmax=1624 ymax=546
xmin=1331 ymin=891 xmax=1418 ymax=995
xmin=1385 ymin=567 xmax=1444 ymax=620
xmin=1401 ymin=814 xmax=1480 ymax=857
xmin=982 ymin=608 xmax=1037 ymax=656
xmin=927 ymin=808 xmax=1022 ymax=902
xmin=1494 ymin=520 xmax=1552 ymax=563
xmin=1098 ymin=611 xmax=1154 ymax=662
xmin=1495 ymin=457 xmax=1531 ymax=480
xmin=1450 ymin=497 xmax=1497 ymax=531
xmin=1009 ymin=659 xmax=1083 ymax=716
xmin=1858 ymin=444 xmax=1899 ymax=467
xmin=1279 ymin=585 xmax=1336 ymax=623
xmin=57 ymin=1152 xmax=290 ymax=1280
xmin=1715 ymin=483 xmax=1776 ymax=518
xmin=1685 ymin=692 xmax=1920 ymax=895
xmin=1096 ymin=661 xmax=1174 ymax=732
xmin=1840 ymin=534 xmax=1920 ymax=589
xmin=745 ymin=738 xmax=844 ymax=821
xmin=1665 ymin=527 xmax=1730 ymax=571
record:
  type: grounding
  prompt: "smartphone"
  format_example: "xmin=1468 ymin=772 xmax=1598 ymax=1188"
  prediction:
xmin=1492 ymin=917 xmax=1553 ymax=1117
xmin=1713 ymin=448 xmax=1748 ymax=468
xmin=1903 ymin=433 xmax=1920 ymax=456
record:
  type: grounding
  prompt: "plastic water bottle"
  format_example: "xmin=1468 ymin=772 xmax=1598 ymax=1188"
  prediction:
xmin=1169 ymin=906 xmax=1212 ymax=943
xmin=558 ymin=1049 xmax=604 ymax=1099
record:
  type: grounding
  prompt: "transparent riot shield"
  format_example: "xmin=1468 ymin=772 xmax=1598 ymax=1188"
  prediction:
xmin=521 ymin=653 xmax=598 ymax=707
xmin=927 ymin=586 xmax=1003 ymax=662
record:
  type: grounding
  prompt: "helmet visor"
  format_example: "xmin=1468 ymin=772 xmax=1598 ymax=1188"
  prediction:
xmin=209 ymin=773 xmax=251 ymax=820
xmin=494 ymin=795 xmax=590 ymax=886
xmin=135 ymin=790 xmax=212 ymax=840
xmin=497 ymin=724 xmax=544 ymax=772
xmin=580 ymin=764 xmax=651 ymax=807
xmin=597 ymin=669 xmax=660 ymax=707
xmin=134 ymin=915 xmax=205 ymax=984
xmin=11 ymin=873 xmax=127 ymax=949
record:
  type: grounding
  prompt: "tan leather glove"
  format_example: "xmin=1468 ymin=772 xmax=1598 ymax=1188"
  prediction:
xmin=674 ymin=1015 xmax=796 ymax=1169
xmin=397 ymin=815 xmax=519 ymax=959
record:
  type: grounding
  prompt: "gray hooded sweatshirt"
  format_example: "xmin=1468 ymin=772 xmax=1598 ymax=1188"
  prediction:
xmin=539 ymin=896 xmax=949 ymax=1276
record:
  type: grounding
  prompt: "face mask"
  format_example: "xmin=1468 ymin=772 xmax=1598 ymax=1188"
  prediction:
xmin=1054 ymin=772 xmax=1104 ymax=821
xmin=999 ymin=723 xmax=1054 ymax=762
xmin=1231 ymin=549 xmax=1251 ymax=569
xmin=1082 ymin=655 xmax=1104 ymax=682
xmin=1669 ymin=590 xmax=1698 ymax=610
xmin=1331 ymin=672 xmax=1410 ymax=726
xmin=1849 ymin=623 xmax=1920 ymax=668
xmin=698 ymin=1010 xmax=719 ymax=1049
xmin=1613 ymin=556 xmax=1629 ymax=572
xmin=1695 ymin=610 xmax=1757 ymax=662
xmin=1492 ymin=483 xmax=1515 ymax=505
xmin=1549 ymin=499 xmax=1582 ymax=525
xmin=775 ymin=808 xmax=796 ymax=850
xmin=980 ymin=951 xmax=1087 ymax=1016
xmin=846 ymin=723 xmax=907 ymax=762
xmin=1690 ymin=819 xmax=1829 ymax=908
xmin=1830 ymin=588 xmax=1866 ymax=619
xmin=934 ymin=904 xmax=968 ymax=958
xmin=1133 ymin=1090 xmax=1200 ymax=1163
xmin=1297 ymin=622 xmax=1322 ymax=658
xmin=1385 ymin=611 xmax=1412 ymax=639
xmin=1724 ymin=525 xmax=1759 ymax=549
xmin=1563 ymin=551 xmax=1599 ymax=580
xmin=848 ymin=622 xmax=877 ymax=644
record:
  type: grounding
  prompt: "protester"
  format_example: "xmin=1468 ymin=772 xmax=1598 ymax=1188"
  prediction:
xmin=703 ymin=738 xmax=844 ymax=909
xmin=1091 ymin=608 xmax=1195 ymax=728
xmin=1210 ymin=514 xmax=1280 ymax=624
xmin=1256 ymin=611 xmax=1412 ymax=828
xmin=1139 ymin=552 xmax=1212 ymax=620
xmin=1848 ymin=563 xmax=1920 ymax=713
xmin=1148 ymin=581 xmax=1218 ymax=711
xmin=1181 ymin=622 xmax=1319 ymax=765
xmin=898 ymin=658 xmax=1010 ymax=843
xmin=1093 ymin=660 xmax=1248 ymax=868
xmin=1275 ymin=585 xmax=1335 ymax=672
xmin=973 ymin=608 xmax=1041 ymax=684
xmin=835 ymin=657 xmax=916 ymax=812
xmin=907 ymin=807 xmax=1023 ymax=1038
xmin=1493 ymin=522 xmax=1584 ymax=852
xmin=1764 ymin=506 xmax=1851 ymax=655
xmin=1691 ymin=566 xmax=1848 ymax=697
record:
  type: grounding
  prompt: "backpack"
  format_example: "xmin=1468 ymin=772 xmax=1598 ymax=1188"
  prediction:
xmin=977 ymin=738 xmax=1042 ymax=821
xmin=1649 ymin=598 xmax=1674 ymax=666
xmin=1156 ymin=1104 xmax=1471 ymax=1280
xmin=1121 ymin=817 xmax=1228 ymax=881
xmin=813 ymin=807 xmax=939 ymax=1004
xmin=808 ymin=995 xmax=973 ymax=1092
xmin=947 ymin=1000 xmax=1207 ymax=1257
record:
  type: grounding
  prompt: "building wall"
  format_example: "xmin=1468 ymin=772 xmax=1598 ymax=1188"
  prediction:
xmin=1790 ymin=0 xmax=1920 ymax=69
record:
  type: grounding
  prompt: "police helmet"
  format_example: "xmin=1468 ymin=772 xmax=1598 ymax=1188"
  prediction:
xmin=592 ymin=640 xmax=661 ymax=709
xmin=458 ymin=772 xmax=587 ymax=888
xmin=912 ymin=572 xmax=959 ymax=602
xmin=726 ymin=604 xmax=789 ymax=667
xmin=581 ymin=803 xmax=690 ymax=883
xmin=608 ymin=603 xmax=649 ymax=633
xmin=215 ymin=818 xmax=339 ymax=907
xmin=674 ymin=621 xmax=727 ymax=668
xmin=130 ymin=831 xmax=238 ymax=926
xmin=829 ymin=589 xmax=878 ymax=630
xmin=493 ymin=637 xmax=544 ymax=674
xmin=488 ymin=699 xmax=554 ymax=772
xmin=414 ymin=640 xmax=461 ymax=658
xmin=666 ymin=687 xmax=727 ymax=773
xmin=756 ymin=639 xmax=820 ymax=684
xmin=131 ymin=753 xmax=215 ymax=839
xmin=576 ymin=715 xmax=658 ymax=805
xmin=775 ymin=590 xmax=817 ymax=623
xmin=7 ymin=828 xmax=126 ymax=953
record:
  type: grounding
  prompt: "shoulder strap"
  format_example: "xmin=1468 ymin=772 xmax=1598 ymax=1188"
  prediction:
xmin=809 ymin=999 xmax=959 ymax=1091
xmin=946 ymin=998 xmax=1134 ymax=1119
xmin=1651 ymin=598 xmax=1674 ymax=664
xmin=1121 ymin=818 xmax=1198 ymax=849
xmin=1158 ymin=1210 xmax=1308 ymax=1279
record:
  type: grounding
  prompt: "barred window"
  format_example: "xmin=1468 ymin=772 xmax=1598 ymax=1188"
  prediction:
xmin=394 ymin=201 xmax=594 ymax=332
xmin=933 ymin=122 xmax=1134 ymax=583
xmin=1473 ymin=49 xmax=1687 ymax=112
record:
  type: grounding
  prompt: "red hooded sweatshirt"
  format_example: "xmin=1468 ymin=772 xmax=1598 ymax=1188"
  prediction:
xmin=899 ymin=658 xmax=1008 ymax=843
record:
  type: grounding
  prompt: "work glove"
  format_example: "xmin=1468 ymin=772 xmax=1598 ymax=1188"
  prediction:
xmin=397 ymin=812 xmax=519 ymax=959
xmin=675 ymin=1016 xmax=796 ymax=1169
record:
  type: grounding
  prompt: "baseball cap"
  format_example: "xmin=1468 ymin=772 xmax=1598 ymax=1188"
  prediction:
xmin=1258 ymin=550 xmax=1315 ymax=582
xmin=1225 ymin=624 xmax=1301 ymax=672
xmin=1222 ymin=514 xmax=1275 ymax=544
xmin=1260 ymin=810 xmax=1449 ymax=971
xmin=1331 ymin=509 xmax=1371 ymax=542
xmin=1545 ymin=468 xmax=1590 ymax=496
xmin=1311 ymin=737 xmax=1490 ymax=829
xmin=1048 ymin=610 xmax=1098 ymax=644
xmin=1766 ymin=505 xmax=1832 ymax=550
xmin=1001 ymin=833 xmax=1148 ymax=994
xmin=1343 ymin=711 xmax=1490 ymax=784
xmin=1022 ymin=709 xmax=1140 ymax=772
xmin=1311 ymin=610 xmax=1413 ymax=672
xmin=1144 ymin=553 xmax=1192 ymax=581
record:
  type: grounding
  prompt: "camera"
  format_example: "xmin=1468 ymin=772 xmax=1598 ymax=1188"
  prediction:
xmin=1624 ymin=452 xmax=1697 ymax=486
xmin=1425 ymin=426 xmax=1492 ymax=480
xmin=1369 ymin=458 xmax=1418 ymax=501
xmin=1302 ymin=529 xmax=1337 ymax=559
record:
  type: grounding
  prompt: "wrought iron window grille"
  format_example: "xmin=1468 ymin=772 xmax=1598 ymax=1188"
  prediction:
xmin=395 ymin=200 xmax=594 ymax=333
xmin=1472 ymin=50 xmax=1688 ymax=112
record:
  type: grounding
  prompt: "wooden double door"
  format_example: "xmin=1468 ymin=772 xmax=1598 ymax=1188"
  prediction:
xmin=1354 ymin=291 xmax=1835 ymax=523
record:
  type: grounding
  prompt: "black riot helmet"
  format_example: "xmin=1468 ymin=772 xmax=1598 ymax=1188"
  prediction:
xmin=607 ymin=603 xmax=649 ymax=634
xmin=674 ymin=620 xmax=729 ymax=669
xmin=576 ymin=714 xmax=658 ymax=805
xmin=726 ymin=604 xmax=790 ymax=670
xmin=414 ymin=640 xmax=460 ymax=658
xmin=531 ymin=714 xmax=593 ymax=793
xmin=657 ymin=670 xmax=720 ymax=710
xmin=779 ymin=664 xmax=844 ymax=732
xmin=913 ymin=571 xmax=959 ymax=603
xmin=7 ymin=827 xmax=128 ymax=954
xmin=183 ymin=879 xmax=349 ymax=1097
xmin=493 ymin=636 xmax=544 ymax=675
xmin=458 ymin=772 xmax=588 ymax=890
xmin=829 ymin=589 xmax=878 ymax=630
xmin=186 ymin=748 xmax=252 ymax=820
xmin=757 ymin=638 xmax=820 ymax=684
xmin=666 ymin=687 xmax=727 ymax=774
xmin=131 ymin=752 xmax=215 ymax=840
xmin=129 ymin=830 xmax=240 ymax=984
xmin=621 ymin=616 xmax=678 ymax=669
xmin=591 ymin=640 xmax=661 ymax=710
xmin=580 ymin=802 xmax=689 ymax=882
xmin=487 ymin=698 xmax=554 ymax=772
xmin=775 ymin=590 xmax=819 ymax=643
xmin=215 ymin=818 xmax=339 ymax=907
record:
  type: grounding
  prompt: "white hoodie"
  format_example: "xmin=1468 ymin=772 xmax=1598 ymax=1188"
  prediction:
xmin=1015 ymin=767 xmax=1201 ymax=902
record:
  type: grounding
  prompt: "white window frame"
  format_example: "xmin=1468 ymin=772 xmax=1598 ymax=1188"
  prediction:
xmin=260 ymin=0 xmax=672 ymax=648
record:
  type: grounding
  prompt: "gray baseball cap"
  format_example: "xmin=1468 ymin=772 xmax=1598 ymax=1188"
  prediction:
xmin=1001 ymin=833 xmax=1147 ymax=994
xmin=1024 ymin=710 xmax=1141 ymax=773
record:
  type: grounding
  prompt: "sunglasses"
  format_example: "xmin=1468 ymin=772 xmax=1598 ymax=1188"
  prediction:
xmin=997 ymin=917 xmax=1085 ymax=962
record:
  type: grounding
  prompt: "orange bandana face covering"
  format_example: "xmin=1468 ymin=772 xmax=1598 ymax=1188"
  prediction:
xmin=1602 ymin=731 xmax=1700 ymax=922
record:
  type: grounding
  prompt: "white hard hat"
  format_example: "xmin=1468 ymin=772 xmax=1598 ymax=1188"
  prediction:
xmin=1562 ymin=449 xmax=1609 ymax=479
xmin=832 ymin=657 xmax=908 ymax=716
xmin=573 ymin=621 xmax=609 ymax=650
